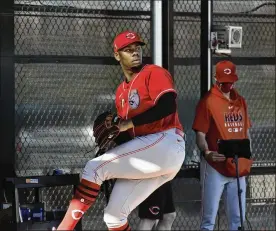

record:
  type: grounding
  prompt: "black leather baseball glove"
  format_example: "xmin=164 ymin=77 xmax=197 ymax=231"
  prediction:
xmin=93 ymin=111 xmax=132 ymax=151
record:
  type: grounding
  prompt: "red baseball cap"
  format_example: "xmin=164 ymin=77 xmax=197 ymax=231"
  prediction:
xmin=215 ymin=60 xmax=238 ymax=83
xmin=113 ymin=31 xmax=145 ymax=52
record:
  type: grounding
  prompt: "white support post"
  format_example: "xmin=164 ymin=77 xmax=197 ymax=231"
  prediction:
xmin=152 ymin=0 xmax=162 ymax=66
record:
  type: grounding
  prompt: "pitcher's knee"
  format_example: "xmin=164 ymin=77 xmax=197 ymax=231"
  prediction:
xmin=103 ymin=211 xmax=127 ymax=229
xmin=81 ymin=159 xmax=104 ymax=185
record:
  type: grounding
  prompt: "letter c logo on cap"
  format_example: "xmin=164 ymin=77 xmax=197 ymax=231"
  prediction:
xmin=126 ymin=33 xmax=136 ymax=39
xmin=224 ymin=68 xmax=231 ymax=75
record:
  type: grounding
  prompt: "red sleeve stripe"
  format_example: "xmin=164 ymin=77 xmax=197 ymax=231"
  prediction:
xmin=153 ymin=89 xmax=177 ymax=104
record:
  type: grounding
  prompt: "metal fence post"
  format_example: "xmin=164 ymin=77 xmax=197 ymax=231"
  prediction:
xmin=0 ymin=0 xmax=15 ymax=183
xmin=162 ymin=0 xmax=174 ymax=75
xmin=200 ymin=0 xmax=213 ymax=97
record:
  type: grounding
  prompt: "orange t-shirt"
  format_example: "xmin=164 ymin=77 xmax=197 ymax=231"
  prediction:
xmin=115 ymin=64 xmax=183 ymax=137
xmin=192 ymin=85 xmax=251 ymax=175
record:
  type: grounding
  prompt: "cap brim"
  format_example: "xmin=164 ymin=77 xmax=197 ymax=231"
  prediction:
xmin=218 ymin=74 xmax=238 ymax=83
xmin=117 ymin=41 xmax=145 ymax=51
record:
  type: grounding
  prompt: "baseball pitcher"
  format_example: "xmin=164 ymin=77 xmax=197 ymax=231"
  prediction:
xmin=53 ymin=31 xmax=186 ymax=231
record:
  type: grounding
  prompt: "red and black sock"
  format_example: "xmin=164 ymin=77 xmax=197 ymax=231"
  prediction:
xmin=57 ymin=179 xmax=100 ymax=230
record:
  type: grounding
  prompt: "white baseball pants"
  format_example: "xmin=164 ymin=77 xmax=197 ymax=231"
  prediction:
xmin=81 ymin=128 xmax=186 ymax=229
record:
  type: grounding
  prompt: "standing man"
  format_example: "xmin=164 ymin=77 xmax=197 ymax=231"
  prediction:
xmin=137 ymin=181 xmax=176 ymax=230
xmin=53 ymin=31 xmax=185 ymax=231
xmin=192 ymin=61 xmax=252 ymax=230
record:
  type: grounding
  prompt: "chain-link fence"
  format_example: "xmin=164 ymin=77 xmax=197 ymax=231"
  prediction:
xmin=211 ymin=2 xmax=276 ymax=228
xmin=14 ymin=0 xmax=151 ymax=176
xmin=212 ymin=0 xmax=275 ymax=167
xmin=173 ymin=0 xmax=275 ymax=230
xmin=14 ymin=1 xmax=152 ymax=229
xmin=8 ymin=0 xmax=276 ymax=230
xmin=173 ymin=0 xmax=201 ymax=165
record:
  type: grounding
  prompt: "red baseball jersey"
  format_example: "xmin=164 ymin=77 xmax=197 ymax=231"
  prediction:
xmin=115 ymin=64 xmax=183 ymax=137
xmin=192 ymin=85 xmax=251 ymax=175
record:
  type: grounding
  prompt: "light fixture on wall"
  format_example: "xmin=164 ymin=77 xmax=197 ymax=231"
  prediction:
xmin=210 ymin=25 xmax=243 ymax=56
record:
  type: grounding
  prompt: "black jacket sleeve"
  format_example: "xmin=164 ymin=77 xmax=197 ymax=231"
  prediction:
xmin=132 ymin=92 xmax=177 ymax=126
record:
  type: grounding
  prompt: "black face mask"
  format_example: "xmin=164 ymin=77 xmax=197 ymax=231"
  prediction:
xmin=217 ymin=82 xmax=234 ymax=93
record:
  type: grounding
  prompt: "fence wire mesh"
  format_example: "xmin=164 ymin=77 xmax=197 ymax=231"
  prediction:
xmin=213 ymin=1 xmax=275 ymax=57
xmin=14 ymin=1 xmax=151 ymax=56
xmin=173 ymin=0 xmax=275 ymax=230
xmin=213 ymin=1 xmax=275 ymax=230
xmin=213 ymin=0 xmax=275 ymax=165
xmin=173 ymin=0 xmax=201 ymax=165
xmin=15 ymin=63 xmax=123 ymax=176
xmin=10 ymin=0 xmax=276 ymax=230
